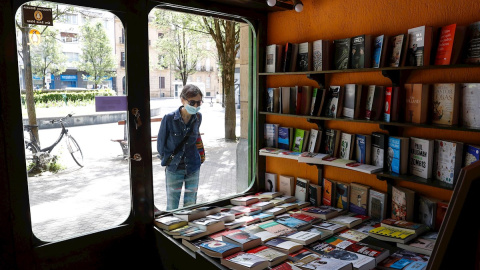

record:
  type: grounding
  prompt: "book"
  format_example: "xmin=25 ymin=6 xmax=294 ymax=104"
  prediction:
xmin=391 ymin=186 xmax=415 ymax=221
xmin=199 ymin=240 xmax=242 ymax=258
xmin=292 ymin=128 xmax=306 ymax=152
xmin=300 ymin=86 xmax=314 ymax=115
xmin=334 ymin=181 xmax=350 ymax=212
xmin=313 ymin=221 xmax=347 ymax=234
xmin=171 ymin=225 xmax=208 ymax=241
xmin=276 ymin=195 xmax=297 ymax=204
xmin=281 ymin=231 xmax=322 ymax=245
xmin=173 ymin=209 xmax=207 ymax=222
xmin=376 ymin=249 xmax=429 ymax=270
xmin=343 ymin=84 xmax=363 ymax=119
xmin=323 ymin=86 xmax=344 ymax=118
xmin=292 ymin=253 xmax=353 ymax=270
xmin=298 ymin=42 xmax=313 ymax=72
xmin=189 ymin=218 xmax=225 ymax=232
xmin=207 ymin=212 xmax=236 ymax=223
xmin=350 ymin=34 xmax=372 ymax=69
xmin=251 ymin=201 xmax=275 ymax=211
xmin=308 ymin=184 xmax=322 ymax=207
xmin=295 ymin=178 xmax=309 ymax=202
xmin=222 ymin=230 xmax=262 ymax=251
xmin=406 ymin=25 xmax=433 ymax=66
xmin=432 ymin=83 xmax=460 ymax=126
xmin=301 ymin=206 xmax=340 ymax=220
xmin=322 ymin=178 xmax=336 ymax=206
xmin=368 ymin=226 xmax=417 ymax=244
xmin=258 ymin=220 xmax=294 ymax=237
xmin=295 ymin=86 xmax=303 ymax=115
xmin=371 ymin=132 xmax=388 ymax=169
xmin=265 ymin=123 xmax=280 ymax=148
xmin=265 ymin=238 xmax=304 ymax=254
xmin=279 ymin=175 xmax=295 ymax=196
xmin=328 ymin=215 xmax=362 ymax=229
xmin=384 ymin=86 xmax=403 ymax=122
xmin=354 ymin=134 xmax=371 ymax=164
xmin=271 ymin=261 xmax=300 ymax=270
xmin=307 ymin=242 xmax=376 ymax=270
xmin=339 ymin=133 xmax=355 ymax=160
xmin=435 ymin=23 xmax=466 ymax=65
xmin=278 ymin=126 xmax=293 ymax=151
xmin=365 ymin=85 xmax=385 ymax=121
xmin=221 ymin=251 xmax=269 ymax=270
xmin=409 ymin=137 xmax=434 ymax=179
xmin=348 ymin=183 xmax=370 ymax=216
xmin=154 ymin=216 xmax=188 ymax=231
xmin=381 ymin=218 xmax=429 ymax=235
xmin=242 ymin=224 xmax=278 ymax=243
xmin=265 ymin=172 xmax=278 ymax=192
xmin=464 ymin=144 xmax=480 ymax=167
xmin=404 ymin=84 xmax=429 ymax=124
xmin=435 ymin=200 xmax=449 ymax=231
xmin=313 ymin=39 xmax=331 ymax=71
xmin=325 ymin=236 xmax=390 ymax=264
xmin=314 ymin=88 xmax=328 ymax=117
xmin=417 ymin=195 xmax=441 ymax=229
xmin=281 ymin=87 xmax=292 ymax=115
xmin=247 ymin=246 xmax=288 ymax=267
xmin=307 ymin=129 xmax=322 ymax=153
xmin=372 ymin=35 xmax=388 ymax=68
xmin=461 ymin=83 xmax=480 ymax=129
xmin=266 ymin=44 xmax=283 ymax=73
xmin=336 ymin=228 xmax=369 ymax=242
xmin=368 ymin=189 xmax=387 ymax=222
xmin=323 ymin=129 xmax=341 ymax=157
xmin=268 ymin=87 xmax=281 ymax=113
xmin=464 ymin=21 xmax=480 ymax=64
xmin=387 ymin=136 xmax=409 ymax=174
xmin=289 ymin=44 xmax=300 ymax=72
xmin=290 ymin=213 xmax=322 ymax=225
xmin=282 ymin=42 xmax=294 ymax=72
xmin=195 ymin=206 xmax=222 ymax=216
xmin=433 ymin=140 xmax=464 ymax=185
xmin=231 ymin=205 xmax=262 ymax=216
xmin=396 ymin=232 xmax=437 ymax=256
xmin=275 ymin=216 xmax=311 ymax=231
xmin=278 ymin=202 xmax=298 ymax=212
xmin=231 ymin=196 xmax=260 ymax=206
xmin=388 ymin=34 xmax=407 ymax=67
xmin=334 ymin=38 xmax=351 ymax=70
xmin=344 ymin=163 xmax=383 ymax=174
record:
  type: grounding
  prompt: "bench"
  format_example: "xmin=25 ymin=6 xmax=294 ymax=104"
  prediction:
xmin=111 ymin=117 xmax=163 ymax=156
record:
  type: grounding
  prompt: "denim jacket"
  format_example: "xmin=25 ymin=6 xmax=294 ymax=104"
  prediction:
xmin=157 ymin=106 xmax=202 ymax=174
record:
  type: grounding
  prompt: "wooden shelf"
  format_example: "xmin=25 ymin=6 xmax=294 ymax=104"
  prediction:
xmin=260 ymin=111 xmax=480 ymax=133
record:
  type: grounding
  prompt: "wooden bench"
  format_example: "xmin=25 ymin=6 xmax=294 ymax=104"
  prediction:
xmin=111 ymin=117 xmax=162 ymax=156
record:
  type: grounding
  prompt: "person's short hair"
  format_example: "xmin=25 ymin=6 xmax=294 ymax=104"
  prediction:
xmin=181 ymin=84 xmax=203 ymax=99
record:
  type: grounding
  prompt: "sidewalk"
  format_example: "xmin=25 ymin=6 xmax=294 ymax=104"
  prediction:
xmin=27 ymin=98 xmax=243 ymax=242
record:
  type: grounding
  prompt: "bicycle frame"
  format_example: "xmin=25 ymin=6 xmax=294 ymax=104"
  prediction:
xmin=27 ymin=122 xmax=69 ymax=154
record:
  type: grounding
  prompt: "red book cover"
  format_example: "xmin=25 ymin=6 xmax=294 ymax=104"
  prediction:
xmin=384 ymin=87 xmax=392 ymax=122
xmin=290 ymin=213 xmax=318 ymax=223
xmin=435 ymin=24 xmax=456 ymax=65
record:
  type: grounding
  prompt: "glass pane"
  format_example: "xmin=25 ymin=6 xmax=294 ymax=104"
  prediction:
xmin=17 ymin=2 xmax=130 ymax=242
xmin=148 ymin=9 xmax=252 ymax=211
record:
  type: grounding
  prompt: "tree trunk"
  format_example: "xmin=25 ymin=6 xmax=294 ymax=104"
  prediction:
xmin=22 ymin=26 xmax=40 ymax=145
xmin=224 ymin=61 xmax=236 ymax=140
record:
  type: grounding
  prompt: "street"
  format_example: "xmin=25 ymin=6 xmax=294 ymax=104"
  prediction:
xmin=27 ymin=98 xmax=244 ymax=242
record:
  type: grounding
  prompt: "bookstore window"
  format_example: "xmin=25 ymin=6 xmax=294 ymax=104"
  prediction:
xmin=17 ymin=2 xmax=129 ymax=242
xmin=148 ymin=7 xmax=253 ymax=211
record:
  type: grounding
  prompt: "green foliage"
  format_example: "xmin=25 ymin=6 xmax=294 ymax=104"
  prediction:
xmin=78 ymin=22 xmax=116 ymax=88
xmin=31 ymin=28 xmax=67 ymax=83
xmin=21 ymin=89 xmax=115 ymax=105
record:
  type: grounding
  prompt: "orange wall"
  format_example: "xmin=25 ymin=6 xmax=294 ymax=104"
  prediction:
xmin=265 ymin=0 xmax=480 ymax=202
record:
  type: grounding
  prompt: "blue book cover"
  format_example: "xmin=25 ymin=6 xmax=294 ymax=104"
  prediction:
xmin=265 ymin=238 xmax=288 ymax=248
xmin=372 ymin=36 xmax=384 ymax=68
xmin=465 ymin=145 xmax=480 ymax=166
xmin=388 ymin=137 xmax=401 ymax=173
xmin=355 ymin=135 xmax=366 ymax=163
xmin=278 ymin=127 xmax=290 ymax=150
xmin=275 ymin=216 xmax=309 ymax=229
xmin=251 ymin=213 xmax=274 ymax=221
xmin=199 ymin=240 xmax=240 ymax=253
xmin=266 ymin=88 xmax=274 ymax=112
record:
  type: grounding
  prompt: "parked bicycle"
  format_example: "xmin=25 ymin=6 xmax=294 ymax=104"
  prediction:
xmin=24 ymin=114 xmax=84 ymax=174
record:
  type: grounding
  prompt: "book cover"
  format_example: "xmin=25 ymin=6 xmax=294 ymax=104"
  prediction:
xmin=295 ymin=86 xmax=302 ymax=115
xmin=389 ymin=34 xmax=406 ymax=67
xmin=409 ymin=137 xmax=434 ymax=179
xmin=221 ymin=252 xmax=268 ymax=269
xmin=266 ymin=87 xmax=274 ymax=113
xmin=368 ymin=189 xmax=387 ymax=222
xmin=418 ymin=195 xmax=440 ymax=229
xmin=289 ymin=44 xmax=299 ymax=72
xmin=313 ymin=39 xmax=331 ymax=71
xmin=308 ymin=183 xmax=322 ymax=207
xmin=293 ymin=253 xmax=353 ymax=270
xmin=323 ymin=129 xmax=341 ymax=157
xmin=265 ymin=172 xmax=277 ymax=192
xmin=404 ymin=84 xmax=429 ymax=124
xmin=289 ymin=86 xmax=297 ymax=115
xmin=372 ymin=132 xmax=387 ymax=169
xmin=294 ymin=177 xmax=309 ymax=202
xmin=349 ymin=182 xmax=370 ymax=216
xmin=199 ymin=240 xmax=241 ymax=256
xmin=323 ymin=86 xmax=342 ymax=118
xmin=265 ymin=238 xmax=303 ymax=254
xmin=247 ymin=246 xmax=287 ymax=266
xmin=300 ymin=86 xmax=313 ymax=115
xmin=390 ymin=86 xmax=404 ymax=122
xmin=281 ymin=231 xmax=321 ymax=245
xmin=307 ymin=129 xmax=322 ymax=153
xmin=278 ymin=126 xmax=291 ymax=150
xmin=373 ymin=35 xmax=388 ymax=68
xmin=313 ymin=221 xmax=346 ymax=233
xmin=388 ymin=136 xmax=409 ymax=174
xmin=384 ymin=86 xmax=393 ymax=122
xmin=279 ymin=175 xmax=295 ymax=196
xmin=337 ymin=228 xmax=369 ymax=242
xmin=297 ymin=42 xmax=312 ymax=72
xmin=266 ymin=44 xmax=277 ymax=72
xmin=392 ymin=186 xmax=415 ymax=221
xmin=406 ymin=25 xmax=432 ymax=66
xmin=397 ymin=234 xmax=436 ymax=256
xmin=365 ymin=85 xmax=385 ymax=120
xmin=355 ymin=134 xmax=371 ymax=164
xmin=292 ymin=128 xmax=305 ymax=152
xmin=350 ymin=34 xmax=372 ymax=69
xmin=342 ymin=84 xmax=356 ymax=118
xmin=310 ymin=88 xmax=318 ymax=116
xmin=264 ymin=123 xmax=279 ymax=148
xmin=275 ymin=216 xmax=310 ymax=230
xmin=435 ymin=23 xmax=456 ymax=65
xmin=329 ymin=215 xmax=362 ymax=229
xmin=432 ymin=83 xmax=460 ymax=126
xmin=464 ymin=144 xmax=480 ymax=167
xmin=307 ymin=242 xmax=376 ymax=270
xmin=314 ymin=88 xmax=328 ymax=117
xmin=334 ymin=181 xmax=350 ymax=211
xmin=334 ymin=38 xmax=351 ymax=70
xmin=281 ymin=86 xmax=291 ymax=115
xmin=339 ymin=132 xmax=354 ymax=160
xmin=322 ymin=178 xmax=336 ymax=206
xmin=461 ymin=83 xmax=480 ymax=128
xmin=282 ymin=42 xmax=293 ymax=72
xmin=464 ymin=21 xmax=480 ymax=64
xmin=433 ymin=140 xmax=463 ymax=184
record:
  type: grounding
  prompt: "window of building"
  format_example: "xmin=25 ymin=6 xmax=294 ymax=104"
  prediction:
xmin=159 ymin=76 xmax=165 ymax=89
xmin=64 ymin=52 xmax=79 ymax=63
xmin=60 ymin=32 xmax=78 ymax=43
xmin=206 ymin=59 xmax=211 ymax=71
xmin=61 ymin=13 xmax=78 ymax=24
xmin=121 ymin=52 xmax=125 ymax=67
xmin=206 ymin=77 xmax=211 ymax=89
xmin=119 ymin=28 xmax=125 ymax=44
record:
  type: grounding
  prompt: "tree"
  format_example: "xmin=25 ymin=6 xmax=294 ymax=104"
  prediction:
xmin=152 ymin=9 xmax=208 ymax=86
xmin=200 ymin=18 xmax=240 ymax=141
xmin=78 ymin=22 xmax=116 ymax=89
xmin=31 ymin=28 xmax=67 ymax=88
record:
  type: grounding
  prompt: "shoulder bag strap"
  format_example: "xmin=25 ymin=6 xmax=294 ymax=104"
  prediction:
xmin=165 ymin=115 xmax=198 ymax=166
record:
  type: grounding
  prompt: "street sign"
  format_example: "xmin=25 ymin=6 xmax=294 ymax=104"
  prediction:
xmin=29 ymin=29 xmax=41 ymax=46
xmin=22 ymin=5 xmax=53 ymax=26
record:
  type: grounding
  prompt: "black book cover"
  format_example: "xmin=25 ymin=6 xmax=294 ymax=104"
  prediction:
xmin=309 ymin=184 xmax=320 ymax=207
xmin=372 ymin=132 xmax=388 ymax=170
xmin=323 ymin=86 xmax=341 ymax=117
xmin=283 ymin=42 xmax=293 ymax=72
xmin=311 ymin=88 xmax=324 ymax=116
xmin=334 ymin=38 xmax=351 ymax=70
xmin=350 ymin=35 xmax=371 ymax=69
xmin=323 ymin=129 xmax=337 ymax=156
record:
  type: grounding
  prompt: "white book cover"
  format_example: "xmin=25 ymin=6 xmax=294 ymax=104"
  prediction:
xmin=266 ymin=44 xmax=277 ymax=73
xmin=365 ymin=85 xmax=375 ymax=120
xmin=294 ymin=254 xmax=353 ymax=270
xmin=285 ymin=231 xmax=321 ymax=241
xmin=368 ymin=189 xmax=387 ymax=222
xmin=342 ymin=84 xmax=356 ymax=118
xmin=308 ymin=129 xmax=319 ymax=153
xmin=462 ymin=83 xmax=480 ymax=128
xmin=339 ymin=133 xmax=353 ymax=160
xmin=228 ymin=252 xmax=268 ymax=267
xmin=409 ymin=137 xmax=434 ymax=179
xmin=265 ymin=172 xmax=277 ymax=192
xmin=253 ymin=230 xmax=277 ymax=242
xmin=298 ymin=152 xmax=329 ymax=164
xmin=313 ymin=40 xmax=324 ymax=71
xmin=314 ymin=222 xmax=345 ymax=232
xmin=329 ymin=216 xmax=361 ymax=225
xmin=433 ymin=140 xmax=462 ymax=184
xmin=295 ymin=178 xmax=310 ymax=202
xmin=309 ymin=242 xmax=375 ymax=270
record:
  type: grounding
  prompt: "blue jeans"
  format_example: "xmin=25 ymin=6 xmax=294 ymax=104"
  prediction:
xmin=165 ymin=169 xmax=200 ymax=210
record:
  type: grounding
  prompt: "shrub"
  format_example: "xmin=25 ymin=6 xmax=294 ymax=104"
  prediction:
xmin=21 ymin=89 xmax=115 ymax=105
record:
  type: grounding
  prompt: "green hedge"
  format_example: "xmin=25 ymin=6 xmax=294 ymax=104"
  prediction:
xmin=21 ymin=89 xmax=115 ymax=104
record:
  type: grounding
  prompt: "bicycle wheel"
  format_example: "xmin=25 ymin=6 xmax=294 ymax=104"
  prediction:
xmin=65 ymin=135 xmax=84 ymax=167
xmin=25 ymin=140 xmax=40 ymax=174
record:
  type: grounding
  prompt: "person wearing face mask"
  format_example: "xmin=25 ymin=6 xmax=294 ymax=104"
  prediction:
xmin=157 ymin=84 xmax=204 ymax=211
